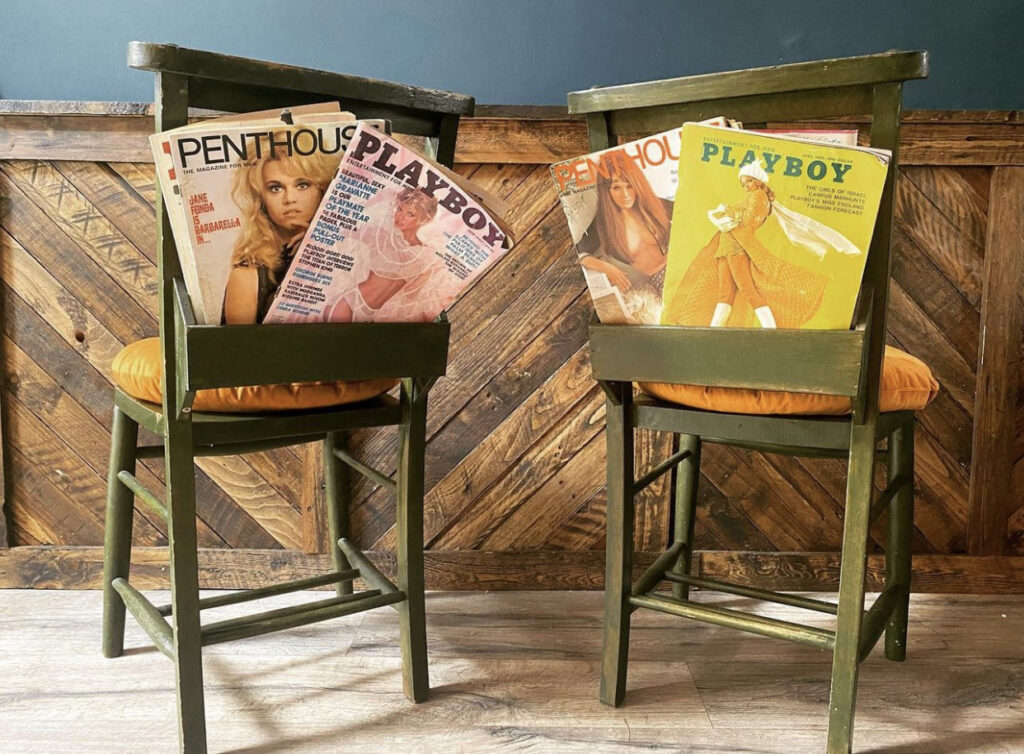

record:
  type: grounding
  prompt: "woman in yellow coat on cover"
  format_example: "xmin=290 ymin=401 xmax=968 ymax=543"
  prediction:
xmin=662 ymin=160 xmax=829 ymax=329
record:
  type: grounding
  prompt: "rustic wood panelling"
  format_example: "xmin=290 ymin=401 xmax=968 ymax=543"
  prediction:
xmin=0 ymin=106 xmax=1021 ymax=590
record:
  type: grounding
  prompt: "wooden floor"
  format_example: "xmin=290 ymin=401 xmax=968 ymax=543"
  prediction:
xmin=1 ymin=589 xmax=1022 ymax=753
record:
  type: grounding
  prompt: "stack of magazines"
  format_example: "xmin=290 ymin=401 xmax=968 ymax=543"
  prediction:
xmin=550 ymin=119 xmax=889 ymax=330
xmin=151 ymin=104 xmax=512 ymax=326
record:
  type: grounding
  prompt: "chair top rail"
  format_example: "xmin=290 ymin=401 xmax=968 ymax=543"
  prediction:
xmin=589 ymin=322 xmax=864 ymax=396
xmin=568 ymin=50 xmax=927 ymax=115
xmin=184 ymin=320 xmax=450 ymax=389
xmin=129 ymin=41 xmax=474 ymax=118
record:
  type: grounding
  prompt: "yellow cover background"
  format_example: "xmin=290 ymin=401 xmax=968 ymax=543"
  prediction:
xmin=660 ymin=124 xmax=889 ymax=329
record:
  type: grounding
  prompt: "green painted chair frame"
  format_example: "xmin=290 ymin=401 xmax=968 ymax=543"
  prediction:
xmin=102 ymin=42 xmax=474 ymax=753
xmin=569 ymin=51 xmax=928 ymax=754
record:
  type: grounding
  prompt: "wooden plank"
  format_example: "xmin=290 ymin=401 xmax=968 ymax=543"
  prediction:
xmin=376 ymin=345 xmax=595 ymax=551
xmin=438 ymin=389 xmax=605 ymax=550
xmin=195 ymin=454 xmax=303 ymax=550
xmin=3 ymin=545 xmax=1024 ymax=592
xmin=2 ymin=336 xmax=175 ymax=545
xmin=913 ymin=428 xmax=971 ymax=552
xmin=887 ymin=282 xmax=976 ymax=413
xmin=1 ymin=108 xmax=1021 ymax=165
xmin=106 ymin=162 xmax=158 ymax=206
xmin=541 ymin=488 xmax=610 ymax=551
xmin=632 ymin=428 xmax=673 ymax=552
xmin=353 ymin=288 xmax=592 ymax=547
xmin=0 ymin=114 xmax=156 ymax=162
xmin=1 ymin=228 xmax=128 ymax=373
xmin=453 ymin=118 xmax=584 ymax=163
xmin=482 ymin=427 xmax=606 ymax=551
xmin=969 ymin=167 xmax=1024 ymax=555
xmin=0 ymin=229 xmax=277 ymax=549
xmin=1 ymin=162 xmax=160 ymax=313
xmin=699 ymin=552 xmax=1024 ymax=594
xmin=891 ymin=202 xmax=982 ymax=367
xmin=0 ymin=169 xmax=156 ymax=345
xmin=54 ymin=161 xmax=158 ymax=265
xmin=300 ymin=442 xmax=328 ymax=554
xmin=896 ymin=168 xmax=986 ymax=309
xmin=701 ymin=446 xmax=814 ymax=552
xmin=4 ymin=393 xmax=167 ymax=546
xmin=4 ymin=443 xmax=106 ymax=546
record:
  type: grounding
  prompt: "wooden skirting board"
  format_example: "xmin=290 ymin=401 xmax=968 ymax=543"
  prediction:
xmin=3 ymin=546 xmax=1024 ymax=593
xmin=1 ymin=102 xmax=1023 ymax=166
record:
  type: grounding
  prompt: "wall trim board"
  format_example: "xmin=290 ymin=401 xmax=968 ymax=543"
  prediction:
xmin=3 ymin=546 xmax=1023 ymax=593
xmin=1 ymin=102 xmax=1022 ymax=165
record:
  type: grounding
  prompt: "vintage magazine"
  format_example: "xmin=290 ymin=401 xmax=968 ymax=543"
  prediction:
xmin=262 ymin=121 xmax=512 ymax=324
xmin=550 ymin=117 xmax=731 ymax=325
xmin=753 ymin=128 xmax=859 ymax=147
xmin=151 ymin=107 xmax=380 ymax=325
xmin=660 ymin=122 xmax=890 ymax=330
xmin=150 ymin=103 xmax=350 ymax=323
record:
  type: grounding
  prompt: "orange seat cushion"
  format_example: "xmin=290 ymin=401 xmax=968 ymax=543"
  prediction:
xmin=639 ymin=346 xmax=938 ymax=416
xmin=111 ymin=337 xmax=398 ymax=413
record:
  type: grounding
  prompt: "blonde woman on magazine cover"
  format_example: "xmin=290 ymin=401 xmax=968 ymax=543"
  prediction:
xmin=221 ymin=137 xmax=336 ymax=325
xmin=324 ymin=188 xmax=449 ymax=322
xmin=663 ymin=160 xmax=842 ymax=329
xmin=576 ymin=150 xmax=672 ymax=322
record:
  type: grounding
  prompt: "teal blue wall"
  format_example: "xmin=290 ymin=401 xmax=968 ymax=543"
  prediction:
xmin=3 ymin=0 xmax=1020 ymax=107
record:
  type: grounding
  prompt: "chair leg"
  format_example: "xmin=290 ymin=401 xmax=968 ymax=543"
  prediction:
xmin=826 ymin=421 xmax=876 ymax=754
xmin=102 ymin=405 xmax=139 ymax=658
xmin=885 ymin=414 xmax=914 ymax=661
xmin=165 ymin=420 xmax=208 ymax=753
xmin=600 ymin=382 xmax=635 ymax=707
xmin=395 ymin=378 xmax=429 ymax=703
xmin=324 ymin=431 xmax=353 ymax=597
xmin=669 ymin=434 xmax=701 ymax=602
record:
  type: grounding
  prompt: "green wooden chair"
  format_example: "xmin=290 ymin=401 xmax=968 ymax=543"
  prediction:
xmin=102 ymin=42 xmax=473 ymax=753
xmin=569 ymin=51 xmax=930 ymax=754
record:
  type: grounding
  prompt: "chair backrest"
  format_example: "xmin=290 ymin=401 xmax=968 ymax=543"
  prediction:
xmin=573 ymin=51 xmax=928 ymax=421
xmin=129 ymin=41 xmax=473 ymax=418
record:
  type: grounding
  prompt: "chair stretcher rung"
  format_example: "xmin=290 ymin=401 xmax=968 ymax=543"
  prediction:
xmin=869 ymin=473 xmax=911 ymax=525
xmin=110 ymin=578 xmax=175 ymax=660
xmin=333 ymin=447 xmax=396 ymax=491
xmin=116 ymin=471 xmax=168 ymax=523
xmin=201 ymin=589 xmax=405 ymax=646
xmin=634 ymin=448 xmax=691 ymax=494
xmin=631 ymin=541 xmax=687 ymax=597
xmin=858 ymin=583 xmax=907 ymax=662
xmin=630 ymin=593 xmax=836 ymax=651
xmin=155 ymin=569 xmax=360 ymax=616
xmin=662 ymin=573 xmax=839 ymax=615
xmin=134 ymin=445 xmax=165 ymax=459
xmin=338 ymin=538 xmax=399 ymax=596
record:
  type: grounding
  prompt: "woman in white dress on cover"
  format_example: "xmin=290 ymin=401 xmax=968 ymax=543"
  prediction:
xmin=324 ymin=188 xmax=452 ymax=322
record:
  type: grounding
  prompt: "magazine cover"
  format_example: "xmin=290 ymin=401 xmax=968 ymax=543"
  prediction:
xmin=262 ymin=122 xmax=511 ymax=324
xmin=754 ymin=129 xmax=859 ymax=147
xmin=660 ymin=122 xmax=890 ymax=330
xmin=150 ymin=103 xmax=350 ymax=323
xmin=158 ymin=112 xmax=380 ymax=325
xmin=549 ymin=117 xmax=729 ymax=324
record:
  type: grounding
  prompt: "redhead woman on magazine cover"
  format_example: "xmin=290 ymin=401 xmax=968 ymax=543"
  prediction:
xmin=575 ymin=150 xmax=672 ymax=322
